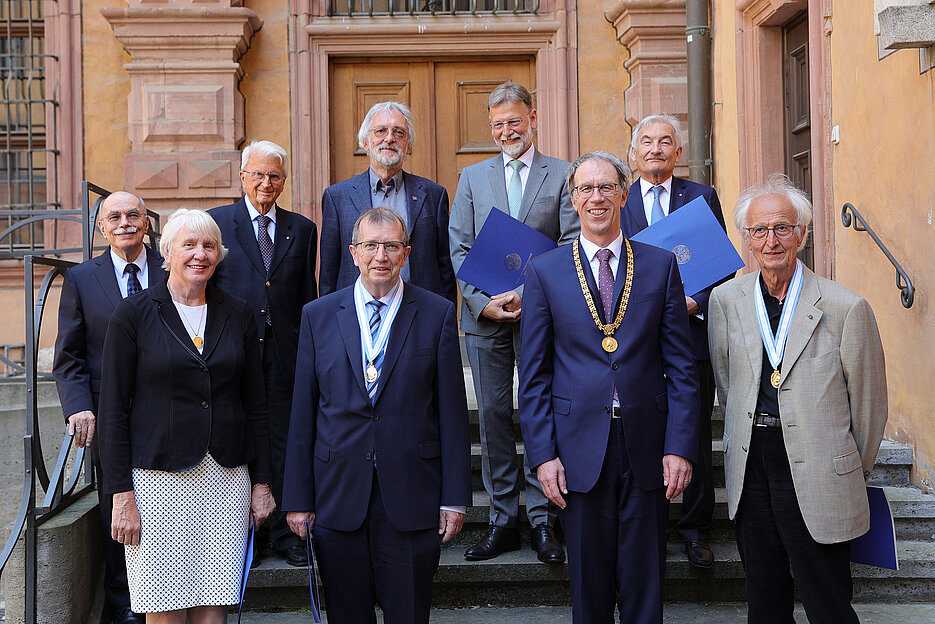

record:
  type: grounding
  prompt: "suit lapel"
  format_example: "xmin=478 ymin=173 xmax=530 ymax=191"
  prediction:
xmin=145 ymin=247 xmax=166 ymax=282
xmin=669 ymin=177 xmax=688 ymax=213
xmin=337 ymin=289 xmax=368 ymax=398
xmin=577 ymin=240 xmax=606 ymax=321
xmin=152 ymin=282 xmax=206 ymax=363
xmin=517 ymin=152 xmax=547 ymax=223
xmin=737 ymin=278 xmax=765 ymax=376
xmin=778 ymin=271 xmax=822 ymax=382
xmin=268 ymin=208 xmax=295 ymax=276
xmin=232 ymin=201 xmax=267 ymax=275
xmin=625 ymin=181 xmax=649 ymax=233
xmin=201 ymin=288 xmax=229 ymax=361
xmin=92 ymin=251 xmax=122 ymax=308
xmin=350 ymin=171 xmax=372 ymax=215
xmin=486 ymin=157 xmax=511 ymax=218
xmin=373 ymin=285 xmax=416 ymax=405
xmin=403 ymin=172 xmax=426 ymax=233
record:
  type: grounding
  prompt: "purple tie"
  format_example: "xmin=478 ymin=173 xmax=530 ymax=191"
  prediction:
xmin=256 ymin=214 xmax=273 ymax=273
xmin=595 ymin=248 xmax=615 ymax=323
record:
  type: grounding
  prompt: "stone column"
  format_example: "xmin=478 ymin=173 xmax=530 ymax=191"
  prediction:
xmin=607 ymin=0 xmax=689 ymax=177
xmin=101 ymin=1 xmax=262 ymax=212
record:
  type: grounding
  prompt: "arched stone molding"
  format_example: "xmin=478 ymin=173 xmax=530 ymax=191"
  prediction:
xmin=289 ymin=0 xmax=577 ymax=222
xmin=102 ymin=1 xmax=262 ymax=212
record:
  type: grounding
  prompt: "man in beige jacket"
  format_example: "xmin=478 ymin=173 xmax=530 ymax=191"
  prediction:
xmin=708 ymin=174 xmax=887 ymax=623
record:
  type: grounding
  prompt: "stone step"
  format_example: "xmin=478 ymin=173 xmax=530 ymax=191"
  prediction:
xmin=243 ymin=539 xmax=935 ymax=608
xmin=0 ymin=378 xmax=61 ymax=412
xmin=468 ymin=439 xmax=914 ymax=491
xmin=233 ymin=602 xmax=935 ymax=623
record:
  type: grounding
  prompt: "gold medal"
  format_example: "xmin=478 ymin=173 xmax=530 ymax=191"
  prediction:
xmin=770 ymin=369 xmax=781 ymax=388
xmin=602 ymin=336 xmax=618 ymax=353
xmin=365 ymin=362 xmax=379 ymax=384
xmin=192 ymin=336 xmax=204 ymax=349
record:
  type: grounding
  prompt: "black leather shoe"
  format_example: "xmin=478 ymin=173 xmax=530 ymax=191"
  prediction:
xmin=251 ymin=545 xmax=263 ymax=568
xmin=284 ymin=544 xmax=310 ymax=567
xmin=530 ymin=524 xmax=565 ymax=564
xmin=112 ymin=606 xmax=145 ymax=624
xmin=684 ymin=539 xmax=714 ymax=568
xmin=464 ymin=525 xmax=520 ymax=561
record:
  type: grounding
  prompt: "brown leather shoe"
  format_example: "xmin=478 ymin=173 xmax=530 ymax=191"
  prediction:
xmin=464 ymin=525 xmax=520 ymax=561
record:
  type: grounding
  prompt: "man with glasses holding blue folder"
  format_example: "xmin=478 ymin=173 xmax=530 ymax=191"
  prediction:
xmin=622 ymin=113 xmax=728 ymax=569
xmin=449 ymin=80 xmax=579 ymax=564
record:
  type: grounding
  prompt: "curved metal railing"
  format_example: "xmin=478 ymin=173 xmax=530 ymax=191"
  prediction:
xmin=841 ymin=203 xmax=915 ymax=309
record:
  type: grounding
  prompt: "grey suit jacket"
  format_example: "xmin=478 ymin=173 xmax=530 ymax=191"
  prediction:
xmin=708 ymin=268 xmax=888 ymax=544
xmin=448 ymin=147 xmax=579 ymax=336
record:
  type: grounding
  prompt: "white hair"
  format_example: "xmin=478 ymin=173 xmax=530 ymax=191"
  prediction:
xmin=241 ymin=140 xmax=288 ymax=171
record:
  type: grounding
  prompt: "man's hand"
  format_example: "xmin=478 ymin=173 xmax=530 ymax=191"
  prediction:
xmin=67 ymin=410 xmax=96 ymax=448
xmin=685 ymin=296 xmax=700 ymax=316
xmin=287 ymin=511 xmax=316 ymax=540
xmin=662 ymin=454 xmax=693 ymax=500
xmin=111 ymin=491 xmax=141 ymax=546
xmin=537 ymin=458 xmax=568 ymax=509
xmin=250 ymin=483 xmax=276 ymax=527
xmin=480 ymin=290 xmax=522 ymax=322
xmin=438 ymin=510 xmax=464 ymax=543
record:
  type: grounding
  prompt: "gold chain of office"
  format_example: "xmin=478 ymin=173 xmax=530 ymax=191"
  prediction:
xmin=572 ymin=236 xmax=634 ymax=353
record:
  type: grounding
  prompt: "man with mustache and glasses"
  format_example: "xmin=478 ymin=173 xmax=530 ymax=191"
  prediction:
xmin=621 ymin=113 xmax=729 ymax=569
xmin=53 ymin=191 xmax=166 ymax=624
xmin=449 ymin=80 xmax=579 ymax=564
xmin=209 ymin=139 xmax=319 ymax=568
xmin=320 ymin=101 xmax=456 ymax=303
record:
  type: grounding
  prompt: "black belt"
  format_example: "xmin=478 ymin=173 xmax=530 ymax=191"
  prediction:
xmin=753 ymin=412 xmax=781 ymax=429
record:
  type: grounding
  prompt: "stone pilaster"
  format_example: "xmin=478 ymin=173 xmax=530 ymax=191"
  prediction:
xmin=101 ymin=1 xmax=261 ymax=212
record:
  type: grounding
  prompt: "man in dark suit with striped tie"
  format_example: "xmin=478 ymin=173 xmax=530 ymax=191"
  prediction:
xmin=209 ymin=140 xmax=319 ymax=567
xmin=622 ymin=114 xmax=728 ymax=569
xmin=53 ymin=191 xmax=165 ymax=624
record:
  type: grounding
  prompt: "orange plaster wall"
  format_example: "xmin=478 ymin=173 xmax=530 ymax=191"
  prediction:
xmin=575 ymin=1 xmax=632 ymax=160
xmin=829 ymin=2 xmax=935 ymax=489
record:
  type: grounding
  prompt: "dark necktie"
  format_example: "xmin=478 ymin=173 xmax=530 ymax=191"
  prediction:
xmin=256 ymin=214 xmax=273 ymax=273
xmin=367 ymin=300 xmax=386 ymax=403
xmin=596 ymin=248 xmax=619 ymax=404
xmin=379 ymin=177 xmax=396 ymax=198
xmin=125 ymin=263 xmax=142 ymax=297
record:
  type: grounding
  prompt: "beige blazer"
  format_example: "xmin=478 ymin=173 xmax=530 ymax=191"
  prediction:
xmin=708 ymin=268 xmax=887 ymax=544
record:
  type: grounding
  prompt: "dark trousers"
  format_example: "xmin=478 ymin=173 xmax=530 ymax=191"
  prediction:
xmin=258 ymin=327 xmax=302 ymax=552
xmin=736 ymin=427 xmax=858 ymax=624
xmin=562 ymin=419 xmax=669 ymax=624
xmin=91 ymin=441 xmax=132 ymax=616
xmin=675 ymin=360 xmax=715 ymax=542
xmin=313 ymin=475 xmax=441 ymax=624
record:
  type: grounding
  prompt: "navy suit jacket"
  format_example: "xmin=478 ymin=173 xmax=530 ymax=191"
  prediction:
xmin=282 ymin=283 xmax=471 ymax=533
xmin=208 ymin=198 xmax=318 ymax=385
xmin=518 ymin=240 xmax=700 ymax=492
xmin=319 ymin=170 xmax=456 ymax=304
xmin=53 ymin=246 xmax=167 ymax=418
xmin=622 ymin=176 xmax=728 ymax=360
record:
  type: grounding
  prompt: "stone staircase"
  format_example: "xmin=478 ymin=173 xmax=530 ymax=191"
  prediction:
xmin=244 ymin=367 xmax=935 ymax=611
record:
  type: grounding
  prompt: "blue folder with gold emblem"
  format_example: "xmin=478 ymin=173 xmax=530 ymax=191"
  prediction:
xmin=850 ymin=486 xmax=899 ymax=570
xmin=456 ymin=207 xmax=557 ymax=296
xmin=630 ymin=196 xmax=745 ymax=297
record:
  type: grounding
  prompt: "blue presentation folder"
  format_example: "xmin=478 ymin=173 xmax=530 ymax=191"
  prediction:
xmin=630 ymin=196 xmax=745 ymax=297
xmin=851 ymin=486 xmax=899 ymax=570
xmin=456 ymin=207 xmax=557 ymax=296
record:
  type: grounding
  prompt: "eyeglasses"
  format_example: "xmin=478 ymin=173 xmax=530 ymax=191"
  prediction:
xmin=353 ymin=240 xmax=407 ymax=257
xmin=103 ymin=210 xmax=145 ymax=224
xmin=490 ymin=113 xmax=530 ymax=132
xmin=244 ymin=170 xmax=285 ymax=184
xmin=369 ymin=126 xmax=409 ymax=140
xmin=745 ymin=224 xmax=800 ymax=241
xmin=572 ymin=183 xmax=620 ymax=199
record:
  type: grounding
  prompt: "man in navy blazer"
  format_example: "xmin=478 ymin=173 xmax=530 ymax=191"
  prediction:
xmin=208 ymin=140 xmax=318 ymax=566
xmin=283 ymin=207 xmax=471 ymax=624
xmin=519 ymin=152 xmax=699 ymax=623
xmin=319 ymin=101 xmax=456 ymax=303
xmin=53 ymin=191 xmax=165 ymax=624
xmin=622 ymin=114 xmax=728 ymax=569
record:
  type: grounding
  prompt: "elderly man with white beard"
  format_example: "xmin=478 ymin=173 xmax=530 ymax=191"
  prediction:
xmin=319 ymin=101 xmax=456 ymax=303
xmin=449 ymin=80 xmax=579 ymax=564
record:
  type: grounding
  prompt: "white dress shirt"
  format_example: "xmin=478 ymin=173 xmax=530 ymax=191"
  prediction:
xmin=639 ymin=175 xmax=673 ymax=225
xmin=244 ymin=195 xmax=277 ymax=242
xmin=110 ymin=248 xmax=149 ymax=299
xmin=502 ymin=144 xmax=536 ymax=195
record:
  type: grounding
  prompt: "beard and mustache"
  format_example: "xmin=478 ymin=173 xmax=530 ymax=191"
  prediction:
xmin=497 ymin=124 xmax=533 ymax=159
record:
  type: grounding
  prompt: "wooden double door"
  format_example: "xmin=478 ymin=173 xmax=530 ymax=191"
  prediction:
xmin=330 ymin=57 xmax=535 ymax=201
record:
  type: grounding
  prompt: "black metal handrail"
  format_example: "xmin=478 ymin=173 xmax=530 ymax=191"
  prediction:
xmin=841 ymin=203 xmax=915 ymax=308
xmin=327 ymin=0 xmax=538 ymax=17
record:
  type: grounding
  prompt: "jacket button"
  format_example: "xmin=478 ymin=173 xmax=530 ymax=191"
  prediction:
xmin=201 ymin=401 xmax=208 ymax=409
xmin=260 ymin=309 xmax=267 ymax=315
xmin=604 ymin=406 xmax=610 ymax=413
xmin=200 ymin=365 xmax=207 ymax=372
xmin=372 ymin=414 xmax=380 ymax=422
xmin=265 ymin=281 xmax=271 ymax=287
xmin=742 ymin=446 xmax=747 ymax=452
xmin=365 ymin=452 xmax=372 ymax=461
xmin=748 ymin=412 xmax=753 ymax=419
xmin=259 ymin=338 xmax=265 ymax=344
xmin=611 ymin=363 xmax=618 ymax=370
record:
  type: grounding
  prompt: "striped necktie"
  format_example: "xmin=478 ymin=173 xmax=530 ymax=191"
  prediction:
xmin=367 ymin=300 xmax=385 ymax=403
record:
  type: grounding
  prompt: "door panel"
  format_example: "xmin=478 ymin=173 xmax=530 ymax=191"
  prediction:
xmin=783 ymin=13 xmax=813 ymax=269
xmin=329 ymin=57 xmax=535 ymax=204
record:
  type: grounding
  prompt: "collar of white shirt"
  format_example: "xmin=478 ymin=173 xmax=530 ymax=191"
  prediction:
xmin=501 ymin=143 xmax=536 ymax=171
xmin=579 ymin=231 xmax=624 ymax=266
xmin=244 ymin=195 xmax=277 ymax=225
xmin=639 ymin=175 xmax=673 ymax=202
xmin=110 ymin=247 xmax=146 ymax=277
